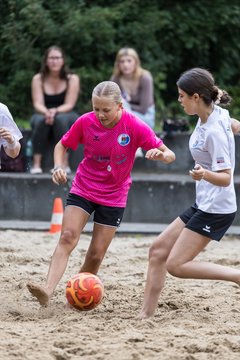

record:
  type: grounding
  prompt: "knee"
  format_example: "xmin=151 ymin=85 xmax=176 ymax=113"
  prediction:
xmin=148 ymin=242 xmax=168 ymax=264
xmin=59 ymin=229 xmax=78 ymax=252
xmin=55 ymin=112 xmax=79 ymax=128
xmin=54 ymin=113 xmax=66 ymax=122
xmin=54 ymin=114 xmax=69 ymax=133
xmin=31 ymin=114 xmax=45 ymax=130
xmin=166 ymin=258 xmax=182 ymax=278
xmin=54 ymin=113 xmax=69 ymax=127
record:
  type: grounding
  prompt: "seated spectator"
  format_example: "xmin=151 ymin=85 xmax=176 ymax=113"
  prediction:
xmin=111 ymin=47 xmax=155 ymax=158
xmin=0 ymin=103 xmax=22 ymax=169
xmin=30 ymin=45 xmax=80 ymax=174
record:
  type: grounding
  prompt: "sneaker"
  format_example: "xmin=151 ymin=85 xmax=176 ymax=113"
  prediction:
xmin=135 ymin=148 xmax=144 ymax=159
xmin=30 ymin=167 xmax=43 ymax=174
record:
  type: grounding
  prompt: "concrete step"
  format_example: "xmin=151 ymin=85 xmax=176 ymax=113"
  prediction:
xmin=1 ymin=220 xmax=240 ymax=236
xmin=0 ymin=172 xmax=240 ymax=225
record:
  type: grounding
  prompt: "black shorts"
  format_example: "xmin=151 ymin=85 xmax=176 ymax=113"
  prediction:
xmin=66 ymin=193 xmax=125 ymax=228
xmin=179 ymin=204 xmax=236 ymax=241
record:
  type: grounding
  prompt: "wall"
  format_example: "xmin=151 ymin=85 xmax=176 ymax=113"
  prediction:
xmin=1 ymin=132 xmax=240 ymax=224
xmin=0 ymin=172 xmax=240 ymax=224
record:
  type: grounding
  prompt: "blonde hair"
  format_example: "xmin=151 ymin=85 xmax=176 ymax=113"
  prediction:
xmin=112 ymin=47 xmax=146 ymax=79
xmin=92 ymin=81 xmax=122 ymax=103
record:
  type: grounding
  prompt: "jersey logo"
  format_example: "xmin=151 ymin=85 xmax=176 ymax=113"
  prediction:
xmin=192 ymin=140 xmax=204 ymax=148
xmin=202 ymin=225 xmax=211 ymax=233
xmin=118 ymin=134 xmax=130 ymax=146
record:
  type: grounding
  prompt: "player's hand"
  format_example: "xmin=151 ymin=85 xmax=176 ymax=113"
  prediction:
xmin=0 ymin=127 xmax=14 ymax=143
xmin=52 ymin=167 xmax=67 ymax=185
xmin=145 ymin=148 xmax=164 ymax=161
xmin=189 ymin=164 xmax=205 ymax=181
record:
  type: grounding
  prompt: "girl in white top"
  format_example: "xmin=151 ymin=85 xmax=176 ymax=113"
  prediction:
xmin=0 ymin=103 xmax=22 ymax=167
xmin=190 ymin=104 xmax=236 ymax=214
xmin=139 ymin=68 xmax=240 ymax=319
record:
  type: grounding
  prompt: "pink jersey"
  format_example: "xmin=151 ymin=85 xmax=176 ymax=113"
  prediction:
xmin=61 ymin=110 xmax=163 ymax=207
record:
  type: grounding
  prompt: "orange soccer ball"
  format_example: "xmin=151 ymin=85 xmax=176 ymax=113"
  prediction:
xmin=66 ymin=272 xmax=104 ymax=311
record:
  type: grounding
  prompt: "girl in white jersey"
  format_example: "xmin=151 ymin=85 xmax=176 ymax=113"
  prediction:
xmin=27 ymin=81 xmax=175 ymax=306
xmin=0 ymin=103 xmax=22 ymax=166
xmin=139 ymin=68 xmax=240 ymax=319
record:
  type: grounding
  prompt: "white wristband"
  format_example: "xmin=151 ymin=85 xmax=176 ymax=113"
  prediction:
xmin=53 ymin=166 xmax=63 ymax=172
xmin=6 ymin=137 xmax=18 ymax=150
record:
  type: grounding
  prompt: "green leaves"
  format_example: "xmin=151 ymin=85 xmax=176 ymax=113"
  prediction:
xmin=0 ymin=0 xmax=240 ymax=124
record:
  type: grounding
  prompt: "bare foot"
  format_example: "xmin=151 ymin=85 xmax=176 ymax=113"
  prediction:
xmin=138 ymin=311 xmax=153 ymax=320
xmin=27 ymin=282 xmax=50 ymax=306
xmin=138 ymin=305 xmax=156 ymax=319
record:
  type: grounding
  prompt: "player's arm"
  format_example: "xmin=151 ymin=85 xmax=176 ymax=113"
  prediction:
xmin=145 ymin=144 xmax=175 ymax=164
xmin=189 ymin=164 xmax=231 ymax=187
xmin=4 ymin=139 xmax=21 ymax=158
xmin=52 ymin=141 xmax=68 ymax=185
xmin=0 ymin=128 xmax=21 ymax=158
xmin=231 ymin=118 xmax=240 ymax=135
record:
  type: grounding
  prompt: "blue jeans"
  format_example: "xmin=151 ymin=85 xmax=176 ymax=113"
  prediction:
xmin=123 ymin=100 xmax=155 ymax=129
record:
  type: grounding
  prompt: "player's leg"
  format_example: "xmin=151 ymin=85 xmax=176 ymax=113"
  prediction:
xmin=166 ymin=228 xmax=240 ymax=284
xmin=166 ymin=210 xmax=240 ymax=283
xmin=80 ymin=223 xmax=117 ymax=274
xmin=27 ymin=205 xmax=89 ymax=305
xmin=80 ymin=204 xmax=124 ymax=274
xmin=139 ymin=217 xmax=185 ymax=319
xmin=45 ymin=206 xmax=89 ymax=289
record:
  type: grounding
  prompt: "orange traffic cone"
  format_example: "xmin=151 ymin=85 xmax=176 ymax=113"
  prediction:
xmin=49 ymin=197 xmax=63 ymax=233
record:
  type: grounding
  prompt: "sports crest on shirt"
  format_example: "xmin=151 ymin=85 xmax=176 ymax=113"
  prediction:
xmin=216 ymin=156 xmax=225 ymax=164
xmin=117 ymin=134 xmax=130 ymax=146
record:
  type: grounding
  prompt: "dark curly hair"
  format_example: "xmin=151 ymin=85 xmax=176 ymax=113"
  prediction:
xmin=177 ymin=68 xmax=231 ymax=106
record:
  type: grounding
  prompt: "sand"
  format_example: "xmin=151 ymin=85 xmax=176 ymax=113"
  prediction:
xmin=0 ymin=229 xmax=240 ymax=360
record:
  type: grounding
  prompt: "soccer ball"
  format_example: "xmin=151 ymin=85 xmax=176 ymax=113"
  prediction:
xmin=66 ymin=272 xmax=104 ymax=311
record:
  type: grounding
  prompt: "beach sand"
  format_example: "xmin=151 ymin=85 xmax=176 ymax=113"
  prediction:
xmin=0 ymin=229 xmax=240 ymax=360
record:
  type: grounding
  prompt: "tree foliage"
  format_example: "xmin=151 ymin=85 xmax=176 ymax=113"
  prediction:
xmin=0 ymin=0 xmax=240 ymax=126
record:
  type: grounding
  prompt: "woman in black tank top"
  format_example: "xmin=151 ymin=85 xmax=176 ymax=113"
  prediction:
xmin=30 ymin=45 xmax=80 ymax=174
xmin=44 ymin=90 xmax=67 ymax=109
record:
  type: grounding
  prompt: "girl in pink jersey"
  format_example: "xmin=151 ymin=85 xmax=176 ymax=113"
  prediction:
xmin=27 ymin=81 xmax=175 ymax=306
xmin=139 ymin=68 xmax=240 ymax=319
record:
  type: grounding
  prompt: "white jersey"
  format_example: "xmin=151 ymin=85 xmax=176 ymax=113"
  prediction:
xmin=189 ymin=105 xmax=237 ymax=214
xmin=0 ymin=103 xmax=22 ymax=148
